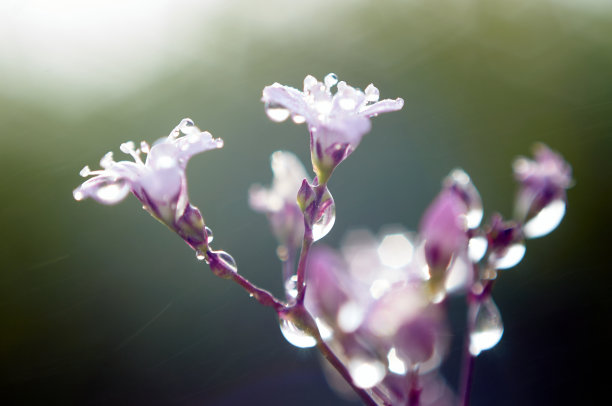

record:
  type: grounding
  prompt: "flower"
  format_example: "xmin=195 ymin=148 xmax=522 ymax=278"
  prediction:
xmin=249 ymin=151 xmax=308 ymax=253
xmin=262 ymin=73 xmax=404 ymax=183
xmin=73 ymin=118 xmax=223 ymax=251
xmin=513 ymin=144 xmax=572 ymax=220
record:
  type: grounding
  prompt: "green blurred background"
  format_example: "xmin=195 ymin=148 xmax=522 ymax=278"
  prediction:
xmin=1 ymin=0 xmax=610 ymax=404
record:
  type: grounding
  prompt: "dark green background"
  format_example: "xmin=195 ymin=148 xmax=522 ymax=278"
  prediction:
xmin=1 ymin=1 xmax=610 ymax=405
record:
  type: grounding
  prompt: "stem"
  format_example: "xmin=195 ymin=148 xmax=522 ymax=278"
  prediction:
xmin=408 ymin=365 xmax=421 ymax=406
xmin=206 ymin=250 xmax=286 ymax=312
xmin=286 ymin=304 xmax=379 ymax=406
xmin=295 ymin=181 xmax=326 ymax=305
xmin=459 ymin=296 xmax=476 ymax=406
xmin=295 ymin=233 xmax=313 ymax=304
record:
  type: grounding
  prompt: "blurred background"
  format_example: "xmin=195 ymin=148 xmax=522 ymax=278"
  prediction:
xmin=1 ymin=0 xmax=610 ymax=404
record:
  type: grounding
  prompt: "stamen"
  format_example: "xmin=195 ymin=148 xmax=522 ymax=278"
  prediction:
xmin=100 ymin=152 xmax=115 ymax=169
xmin=140 ymin=141 xmax=150 ymax=154
xmin=79 ymin=165 xmax=91 ymax=177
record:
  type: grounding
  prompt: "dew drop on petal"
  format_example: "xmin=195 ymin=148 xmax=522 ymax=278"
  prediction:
xmin=205 ymin=226 xmax=214 ymax=243
xmin=312 ymin=192 xmax=336 ymax=242
xmin=94 ymin=182 xmax=130 ymax=204
xmin=469 ymin=297 xmax=504 ymax=356
xmin=468 ymin=236 xmax=488 ymax=262
xmin=265 ymin=102 xmax=291 ymax=122
xmin=347 ymin=357 xmax=386 ymax=389
xmin=215 ymin=138 xmax=224 ymax=148
xmin=387 ymin=347 xmax=407 ymax=375
xmin=73 ymin=189 xmax=84 ymax=201
xmin=279 ymin=318 xmax=317 ymax=348
xmin=523 ymin=199 xmax=566 ymax=239
xmin=364 ymin=84 xmax=380 ymax=103
xmin=291 ymin=113 xmax=306 ymax=124
xmin=324 ymin=73 xmax=338 ymax=89
xmin=492 ymin=243 xmax=526 ymax=270
xmin=304 ymin=75 xmax=318 ymax=92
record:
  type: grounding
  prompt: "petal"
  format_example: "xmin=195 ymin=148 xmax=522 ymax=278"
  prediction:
xmin=359 ymin=97 xmax=404 ymax=117
xmin=73 ymin=175 xmax=131 ymax=205
xmin=262 ymin=84 xmax=311 ymax=120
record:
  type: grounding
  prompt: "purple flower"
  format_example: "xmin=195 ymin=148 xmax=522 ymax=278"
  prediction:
xmin=73 ymin=118 xmax=223 ymax=251
xmin=262 ymin=73 xmax=404 ymax=183
xmin=513 ymin=144 xmax=572 ymax=226
xmin=249 ymin=151 xmax=308 ymax=253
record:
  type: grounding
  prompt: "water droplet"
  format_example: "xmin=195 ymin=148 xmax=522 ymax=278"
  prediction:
xmin=94 ymin=182 xmax=130 ymax=204
xmin=303 ymin=75 xmax=318 ymax=92
xmin=491 ymin=243 xmax=526 ymax=270
xmin=265 ymin=102 xmax=290 ymax=122
xmin=291 ymin=113 xmax=306 ymax=124
xmin=215 ymin=138 xmax=224 ymax=148
xmin=279 ymin=318 xmax=317 ymax=348
xmin=446 ymin=169 xmax=483 ymax=229
xmin=178 ymin=118 xmax=195 ymax=131
xmin=205 ymin=226 xmax=214 ymax=243
xmin=311 ymin=189 xmax=336 ymax=242
xmin=468 ymin=236 xmax=488 ymax=262
xmin=469 ymin=297 xmax=504 ymax=356
xmin=364 ymin=84 xmax=380 ymax=103
xmin=387 ymin=347 xmax=407 ymax=375
xmin=73 ymin=189 xmax=84 ymax=201
xmin=284 ymin=274 xmax=298 ymax=299
xmin=213 ymin=250 xmax=237 ymax=273
xmin=524 ymin=199 xmax=566 ymax=239
xmin=324 ymin=73 xmax=338 ymax=88
xmin=347 ymin=357 xmax=386 ymax=389
xmin=195 ymin=249 xmax=206 ymax=261
xmin=140 ymin=141 xmax=150 ymax=154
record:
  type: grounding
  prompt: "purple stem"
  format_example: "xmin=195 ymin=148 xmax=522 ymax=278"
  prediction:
xmin=408 ymin=365 xmax=421 ymax=406
xmin=206 ymin=250 xmax=286 ymax=312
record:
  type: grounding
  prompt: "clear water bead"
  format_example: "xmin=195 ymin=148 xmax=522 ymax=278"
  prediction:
xmin=311 ymin=189 xmax=336 ymax=242
xmin=469 ymin=297 xmax=504 ymax=356
xmin=215 ymin=250 xmax=237 ymax=273
xmin=94 ymin=182 xmax=129 ymax=204
xmin=364 ymin=84 xmax=380 ymax=103
xmin=205 ymin=226 xmax=214 ymax=243
xmin=291 ymin=113 xmax=306 ymax=124
xmin=491 ymin=243 xmax=526 ymax=270
xmin=265 ymin=102 xmax=290 ymax=122
xmin=324 ymin=73 xmax=338 ymax=89
xmin=279 ymin=318 xmax=317 ymax=348
xmin=524 ymin=199 xmax=566 ymax=239
xmin=284 ymin=274 xmax=298 ymax=299
xmin=195 ymin=249 xmax=206 ymax=261
xmin=347 ymin=357 xmax=386 ymax=389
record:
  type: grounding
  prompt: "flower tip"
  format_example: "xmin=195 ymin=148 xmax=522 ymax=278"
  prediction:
xmin=73 ymin=188 xmax=84 ymax=201
xmin=395 ymin=97 xmax=405 ymax=109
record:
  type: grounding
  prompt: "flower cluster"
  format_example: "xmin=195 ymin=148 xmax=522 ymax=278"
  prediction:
xmin=74 ymin=118 xmax=223 ymax=252
xmin=75 ymin=74 xmax=572 ymax=406
xmin=262 ymin=73 xmax=404 ymax=183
